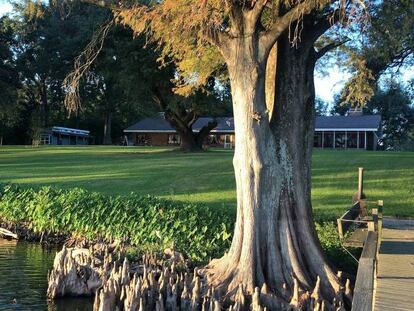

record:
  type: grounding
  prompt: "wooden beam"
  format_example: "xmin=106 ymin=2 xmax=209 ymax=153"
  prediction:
xmin=337 ymin=202 xmax=361 ymax=239
xmin=352 ymin=231 xmax=378 ymax=311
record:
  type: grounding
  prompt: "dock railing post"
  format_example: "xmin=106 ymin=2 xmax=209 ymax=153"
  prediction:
xmin=358 ymin=167 xmax=364 ymax=201
xmin=377 ymin=200 xmax=383 ymax=240
xmin=371 ymin=208 xmax=379 ymax=232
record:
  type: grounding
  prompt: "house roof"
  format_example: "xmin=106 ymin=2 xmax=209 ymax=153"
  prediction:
xmin=315 ymin=115 xmax=381 ymax=131
xmin=124 ymin=117 xmax=235 ymax=133
xmin=124 ymin=115 xmax=381 ymax=133
xmin=48 ymin=126 xmax=90 ymax=137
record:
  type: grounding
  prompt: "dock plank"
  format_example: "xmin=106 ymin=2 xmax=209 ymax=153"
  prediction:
xmin=374 ymin=227 xmax=414 ymax=311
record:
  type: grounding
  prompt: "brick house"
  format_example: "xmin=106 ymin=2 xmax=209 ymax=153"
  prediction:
xmin=125 ymin=112 xmax=381 ymax=150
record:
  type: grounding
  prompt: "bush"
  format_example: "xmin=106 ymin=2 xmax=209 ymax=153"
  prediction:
xmin=316 ymin=222 xmax=358 ymax=274
xmin=0 ymin=184 xmax=353 ymax=269
xmin=0 ymin=184 xmax=233 ymax=263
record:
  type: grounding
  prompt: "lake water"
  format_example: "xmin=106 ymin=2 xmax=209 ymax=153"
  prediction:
xmin=0 ymin=239 xmax=93 ymax=311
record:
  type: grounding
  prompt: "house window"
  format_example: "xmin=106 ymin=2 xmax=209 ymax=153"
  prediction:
xmin=168 ymin=134 xmax=181 ymax=145
xmin=224 ymin=134 xmax=233 ymax=149
xmin=40 ymin=134 xmax=51 ymax=145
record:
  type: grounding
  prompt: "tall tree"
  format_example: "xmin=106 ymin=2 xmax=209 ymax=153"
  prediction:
xmin=367 ymin=83 xmax=414 ymax=150
xmin=74 ymin=0 xmax=368 ymax=305
xmin=315 ymin=97 xmax=329 ymax=116
xmin=336 ymin=0 xmax=414 ymax=107
xmin=150 ymin=77 xmax=231 ymax=151
xmin=0 ymin=16 xmax=20 ymax=145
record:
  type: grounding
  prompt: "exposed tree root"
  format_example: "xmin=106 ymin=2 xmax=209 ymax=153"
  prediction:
xmin=47 ymin=244 xmax=114 ymax=298
xmin=48 ymin=245 xmax=353 ymax=310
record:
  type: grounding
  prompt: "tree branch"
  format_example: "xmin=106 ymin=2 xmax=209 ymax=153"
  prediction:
xmin=308 ymin=9 xmax=341 ymax=42
xmin=204 ymin=26 xmax=230 ymax=53
xmin=259 ymin=1 xmax=318 ymax=59
xmin=249 ymin=0 xmax=270 ymax=24
xmin=196 ymin=119 xmax=218 ymax=144
xmin=316 ymin=39 xmax=349 ymax=59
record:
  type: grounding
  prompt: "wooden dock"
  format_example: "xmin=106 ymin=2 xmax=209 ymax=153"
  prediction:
xmin=374 ymin=221 xmax=414 ymax=311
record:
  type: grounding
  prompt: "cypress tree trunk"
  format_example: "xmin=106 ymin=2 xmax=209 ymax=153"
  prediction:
xmin=205 ymin=29 xmax=340 ymax=302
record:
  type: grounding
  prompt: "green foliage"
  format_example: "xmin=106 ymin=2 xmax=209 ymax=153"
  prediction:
xmin=339 ymin=57 xmax=375 ymax=107
xmin=0 ymin=182 xmax=357 ymax=269
xmin=315 ymin=222 xmax=358 ymax=273
xmin=315 ymin=97 xmax=328 ymax=116
xmin=0 ymin=184 xmax=233 ymax=263
xmin=364 ymin=0 xmax=414 ymax=77
xmin=0 ymin=16 xmax=21 ymax=139
xmin=366 ymin=82 xmax=414 ymax=150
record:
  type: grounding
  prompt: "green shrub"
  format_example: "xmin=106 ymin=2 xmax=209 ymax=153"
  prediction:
xmin=0 ymin=184 xmax=233 ymax=263
xmin=316 ymin=222 xmax=358 ymax=273
xmin=0 ymin=183 xmax=353 ymax=269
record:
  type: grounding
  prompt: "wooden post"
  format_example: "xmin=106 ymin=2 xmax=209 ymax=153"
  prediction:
xmin=371 ymin=208 xmax=378 ymax=232
xmin=358 ymin=167 xmax=364 ymax=200
xmin=337 ymin=218 xmax=343 ymax=240
xmin=333 ymin=131 xmax=336 ymax=149
xmin=378 ymin=200 xmax=383 ymax=238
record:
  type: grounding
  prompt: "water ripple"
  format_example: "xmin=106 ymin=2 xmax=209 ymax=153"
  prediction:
xmin=0 ymin=239 xmax=93 ymax=311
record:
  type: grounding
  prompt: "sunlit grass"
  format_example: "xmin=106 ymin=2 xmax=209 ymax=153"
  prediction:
xmin=0 ymin=146 xmax=413 ymax=219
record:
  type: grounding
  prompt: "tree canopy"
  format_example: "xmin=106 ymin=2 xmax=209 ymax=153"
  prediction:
xmin=113 ymin=0 xmax=367 ymax=95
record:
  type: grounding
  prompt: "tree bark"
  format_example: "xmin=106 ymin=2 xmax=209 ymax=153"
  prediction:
xmin=179 ymin=128 xmax=202 ymax=152
xmin=103 ymin=112 xmax=112 ymax=145
xmin=205 ymin=22 xmax=341 ymax=304
xmin=271 ymin=31 xmax=340 ymax=297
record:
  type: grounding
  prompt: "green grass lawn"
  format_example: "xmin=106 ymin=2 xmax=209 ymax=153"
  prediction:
xmin=0 ymin=146 xmax=413 ymax=219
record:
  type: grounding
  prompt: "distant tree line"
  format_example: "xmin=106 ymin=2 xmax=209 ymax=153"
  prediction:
xmin=0 ymin=0 xmax=413 ymax=151
xmin=0 ymin=0 xmax=231 ymax=147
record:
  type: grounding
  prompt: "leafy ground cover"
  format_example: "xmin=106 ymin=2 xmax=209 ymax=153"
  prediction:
xmin=0 ymin=184 xmax=354 ymax=270
xmin=0 ymin=184 xmax=233 ymax=263
xmin=0 ymin=146 xmax=413 ymax=219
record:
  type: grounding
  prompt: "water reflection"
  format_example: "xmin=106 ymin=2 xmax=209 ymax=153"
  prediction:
xmin=0 ymin=239 xmax=93 ymax=311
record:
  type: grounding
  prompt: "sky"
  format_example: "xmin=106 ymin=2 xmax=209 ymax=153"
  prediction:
xmin=0 ymin=1 xmax=412 ymax=105
xmin=0 ymin=1 xmax=12 ymax=16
